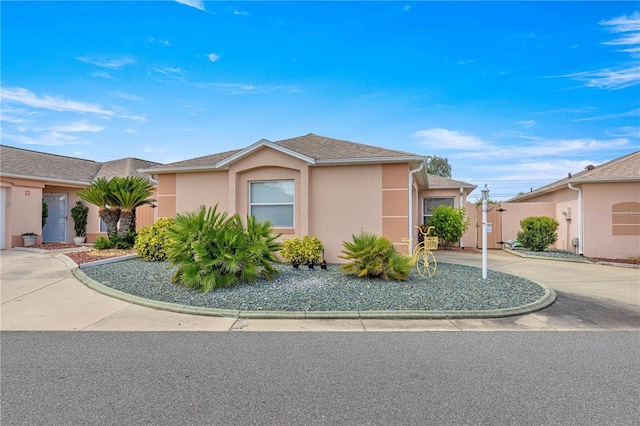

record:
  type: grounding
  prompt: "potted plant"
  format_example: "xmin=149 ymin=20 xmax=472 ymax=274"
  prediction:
xmin=71 ymin=201 xmax=89 ymax=245
xmin=22 ymin=232 xmax=38 ymax=246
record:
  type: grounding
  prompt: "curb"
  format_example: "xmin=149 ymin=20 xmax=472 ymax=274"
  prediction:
xmin=502 ymin=247 xmax=593 ymax=264
xmin=72 ymin=266 xmax=557 ymax=320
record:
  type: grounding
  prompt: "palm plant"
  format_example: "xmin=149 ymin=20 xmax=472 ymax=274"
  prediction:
xmin=166 ymin=204 xmax=282 ymax=293
xmin=76 ymin=177 xmax=120 ymax=238
xmin=110 ymin=176 xmax=155 ymax=240
xmin=339 ymin=231 xmax=412 ymax=280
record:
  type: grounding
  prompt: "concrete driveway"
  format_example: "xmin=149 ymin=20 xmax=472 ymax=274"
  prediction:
xmin=1 ymin=249 xmax=638 ymax=332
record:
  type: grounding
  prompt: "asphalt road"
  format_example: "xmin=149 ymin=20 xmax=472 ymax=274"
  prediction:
xmin=2 ymin=331 xmax=638 ymax=425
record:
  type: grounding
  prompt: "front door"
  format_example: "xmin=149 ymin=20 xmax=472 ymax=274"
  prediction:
xmin=42 ymin=194 xmax=68 ymax=242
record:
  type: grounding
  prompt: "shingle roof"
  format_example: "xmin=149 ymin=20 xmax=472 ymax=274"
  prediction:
xmin=508 ymin=150 xmax=640 ymax=201
xmin=427 ymin=174 xmax=477 ymax=189
xmin=274 ymin=133 xmax=419 ymax=160
xmin=0 ymin=145 xmax=102 ymax=183
xmin=95 ymin=157 xmax=162 ymax=181
xmin=0 ymin=145 xmax=160 ymax=184
xmin=143 ymin=149 xmax=242 ymax=170
xmin=144 ymin=133 xmax=423 ymax=172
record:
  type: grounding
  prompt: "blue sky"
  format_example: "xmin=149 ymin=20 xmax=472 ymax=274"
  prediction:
xmin=1 ymin=1 xmax=639 ymax=200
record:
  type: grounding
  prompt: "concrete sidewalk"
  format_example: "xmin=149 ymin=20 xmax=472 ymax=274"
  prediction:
xmin=1 ymin=249 xmax=638 ymax=332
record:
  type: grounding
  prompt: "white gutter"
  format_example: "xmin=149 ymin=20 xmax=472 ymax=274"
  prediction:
xmin=568 ymin=182 xmax=583 ymax=255
xmin=0 ymin=173 xmax=91 ymax=187
xmin=407 ymin=161 xmax=425 ymax=253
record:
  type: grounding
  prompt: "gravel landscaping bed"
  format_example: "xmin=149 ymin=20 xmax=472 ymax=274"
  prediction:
xmin=81 ymin=259 xmax=546 ymax=312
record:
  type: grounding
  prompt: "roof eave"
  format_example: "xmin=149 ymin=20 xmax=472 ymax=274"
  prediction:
xmin=0 ymin=172 xmax=91 ymax=187
xmin=315 ymin=156 xmax=425 ymax=165
xmin=139 ymin=165 xmax=222 ymax=174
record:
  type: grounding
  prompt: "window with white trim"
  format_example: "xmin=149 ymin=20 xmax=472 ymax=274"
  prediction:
xmin=250 ymin=180 xmax=294 ymax=227
xmin=423 ymin=197 xmax=455 ymax=224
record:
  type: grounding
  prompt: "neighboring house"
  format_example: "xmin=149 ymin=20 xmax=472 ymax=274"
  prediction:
xmin=0 ymin=145 xmax=160 ymax=249
xmin=500 ymin=150 xmax=639 ymax=260
xmin=141 ymin=133 xmax=476 ymax=263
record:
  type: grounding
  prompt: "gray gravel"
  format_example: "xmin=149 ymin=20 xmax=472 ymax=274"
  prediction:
xmin=82 ymin=260 xmax=545 ymax=312
xmin=507 ymin=247 xmax=592 ymax=262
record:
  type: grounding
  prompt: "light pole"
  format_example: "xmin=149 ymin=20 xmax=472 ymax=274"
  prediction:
xmin=481 ymin=185 xmax=489 ymax=279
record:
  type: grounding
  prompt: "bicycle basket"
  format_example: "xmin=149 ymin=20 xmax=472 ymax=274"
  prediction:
xmin=423 ymin=236 xmax=438 ymax=250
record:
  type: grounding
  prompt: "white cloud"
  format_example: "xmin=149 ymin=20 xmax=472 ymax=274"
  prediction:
xmin=152 ymin=66 xmax=184 ymax=75
xmin=562 ymin=11 xmax=640 ymax=90
xmin=600 ymin=11 xmax=640 ymax=37
xmin=227 ymin=7 xmax=248 ymax=16
xmin=76 ymin=55 xmax=135 ymax=69
xmin=92 ymin=71 xmax=115 ymax=80
xmin=208 ymin=53 xmax=220 ymax=62
xmin=0 ymin=113 xmax=26 ymax=123
xmin=175 ymin=0 xmax=205 ymax=12
xmin=516 ymin=120 xmax=536 ymax=128
xmin=572 ymin=107 xmax=640 ymax=122
xmin=412 ymin=128 xmax=493 ymax=150
xmin=49 ymin=121 xmax=104 ymax=133
xmin=1 ymin=132 xmax=87 ymax=147
xmin=1 ymin=87 xmax=113 ymax=116
xmin=112 ymin=91 xmax=145 ymax=102
xmin=563 ymin=65 xmax=640 ymax=90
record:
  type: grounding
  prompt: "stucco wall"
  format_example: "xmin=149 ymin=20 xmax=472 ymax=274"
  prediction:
xmin=582 ymin=182 xmax=639 ymax=259
xmin=175 ymin=171 xmax=229 ymax=214
xmin=1 ymin=179 xmax=43 ymax=246
xmin=309 ymin=164 xmax=383 ymax=263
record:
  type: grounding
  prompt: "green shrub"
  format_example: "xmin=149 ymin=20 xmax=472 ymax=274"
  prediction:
xmin=339 ymin=232 xmax=412 ymax=280
xmin=427 ymin=205 xmax=470 ymax=249
xmin=135 ymin=217 xmax=175 ymax=261
xmin=280 ymin=235 xmax=324 ymax=265
xmin=165 ymin=205 xmax=283 ymax=293
xmin=517 ymin=216 xmax=559 ymax=252
xmin=93 ymin=234 xmax=132 ymax=250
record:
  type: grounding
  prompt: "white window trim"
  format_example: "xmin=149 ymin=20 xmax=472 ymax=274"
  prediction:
xmin=249 ymin=180 xmax=295 ymax=228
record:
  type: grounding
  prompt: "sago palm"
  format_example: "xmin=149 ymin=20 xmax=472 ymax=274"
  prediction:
xmin=76 ymin=177 xmax=120 ymax=238
xmin=110 ymin=177 xmax=155 ymax=239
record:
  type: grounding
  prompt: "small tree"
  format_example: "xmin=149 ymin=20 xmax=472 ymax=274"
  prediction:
xmin=426 ymin=156 xmax=452 ymax=178
xmin=517 ymin=216 xmax=559 ymax=251
xmin=71 ymin=201 xmax=89 ymax=237
xmin=427 ymin=205 xmax=470 ymax=249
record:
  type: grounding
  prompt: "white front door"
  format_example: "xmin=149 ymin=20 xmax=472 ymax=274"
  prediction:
xmin=0 ymin=188 xmax=6 ymax=249
xmin=42 ymin=194 xmax=68 ymax=242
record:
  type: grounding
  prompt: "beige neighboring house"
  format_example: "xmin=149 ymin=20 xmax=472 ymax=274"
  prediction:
xmin=141 ymin=133 xmax=476 ymax=263
xmin=501 ymin=150 xmax=639 ymax=260
xmin=0 ymin=145 xmax=160 ymax=249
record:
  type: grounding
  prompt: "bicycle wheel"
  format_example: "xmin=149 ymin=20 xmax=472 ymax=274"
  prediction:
xmin=416 ymin=250 xmax=437 ymax=278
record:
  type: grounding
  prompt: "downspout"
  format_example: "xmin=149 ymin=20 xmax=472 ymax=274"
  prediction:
xmin=408 ymin=161 xmax=425 ymax=254
xmin=568 ymin=182 xmax=583 ymax=255
xmin=459 ymin=187 xmax=464 ymax=249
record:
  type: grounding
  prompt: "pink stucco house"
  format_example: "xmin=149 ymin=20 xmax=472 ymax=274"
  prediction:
xmin=477 ymin=150 xmax=639 ymax=260
xmin=141 ymin=134 xmax=476 ymax=263
xmin=0 ymin=145 xmax=160 ymax=249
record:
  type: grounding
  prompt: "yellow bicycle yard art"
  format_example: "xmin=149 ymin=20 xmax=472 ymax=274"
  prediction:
xmin=403 ymin=226 xmax=439 ymax=278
